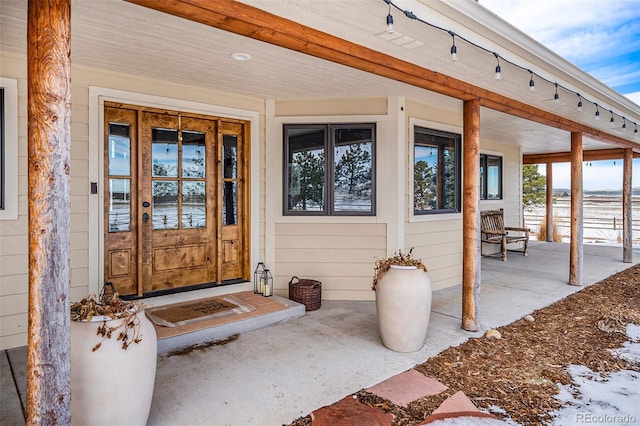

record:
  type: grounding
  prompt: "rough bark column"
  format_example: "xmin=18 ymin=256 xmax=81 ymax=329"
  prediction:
xmin=26 ymin=1 xmax=72 ymax=424
xmin=545 ymin=162 xmax=553 ymax=242
xmin=569 ymin=132 xmax=583 ymax=286
xmin=622 ymin=148 xmax=633 ymax=263
xmin=462 ymin=99 xmax=481 ymax=331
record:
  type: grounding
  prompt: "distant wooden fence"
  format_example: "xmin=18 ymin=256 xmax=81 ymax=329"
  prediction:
xmin=524 ymin=214 xmax=640 ymax=242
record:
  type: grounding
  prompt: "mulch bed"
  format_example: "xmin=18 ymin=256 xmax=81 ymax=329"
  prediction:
xmin=288 ymin=263 xmax=640 ymax=425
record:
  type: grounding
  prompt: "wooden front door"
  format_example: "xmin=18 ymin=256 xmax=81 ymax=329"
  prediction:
xmin=104 ymin=105 xmax=249 ymax=297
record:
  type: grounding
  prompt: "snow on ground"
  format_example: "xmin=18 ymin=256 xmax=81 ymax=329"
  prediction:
xmin=430 ymin=324 xmax=640 ymax=426
xmin=550 ymin=323 xmax=640 ymax=426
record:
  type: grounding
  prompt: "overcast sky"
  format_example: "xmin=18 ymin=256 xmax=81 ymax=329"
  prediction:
xmin=480 ymin=0 xmax=640 ymax=190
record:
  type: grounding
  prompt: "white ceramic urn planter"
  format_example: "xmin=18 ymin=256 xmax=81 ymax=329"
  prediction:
xmin=71 ymin=310 xmax=157 ymax=426
xmin=375 ymin=265 xmax=432 ymax=352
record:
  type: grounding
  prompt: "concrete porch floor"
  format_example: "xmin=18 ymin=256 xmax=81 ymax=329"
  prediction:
xmin=1 ymin=241 xmax=638 ymax=425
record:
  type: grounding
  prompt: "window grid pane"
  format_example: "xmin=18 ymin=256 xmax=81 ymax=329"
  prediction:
xmin=414 ymin=127 xmax=460 ymax=214
xmin=333 ymin=127 xmax=373 ymax=213
xmin=480 ymin=154 xmax=503 ymax=200
xmin=286 ymin=127 xmax=326 ymax=213
xmin=487 ymin=155 xmax=502 ymax=200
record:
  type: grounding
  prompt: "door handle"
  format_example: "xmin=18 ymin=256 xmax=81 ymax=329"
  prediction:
xmin=142 ymin=213 xmax=150 ymax=222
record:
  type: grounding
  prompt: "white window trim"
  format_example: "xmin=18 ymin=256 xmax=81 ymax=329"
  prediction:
xmin=409 ymin=117 xmax=463 ymax=223
xmin=88 ymin=86 xmax=260 ymax=296
xmin=0 ymin=77 xmax=18 ymax=221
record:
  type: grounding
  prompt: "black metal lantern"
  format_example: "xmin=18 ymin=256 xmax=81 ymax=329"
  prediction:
xmin=262 ymin=269 xmax=273 ymax=297
xmin=254 ymin=262 xmax=265 ymax=294
xmin=100 ymin=282 xmax=116 ymax=303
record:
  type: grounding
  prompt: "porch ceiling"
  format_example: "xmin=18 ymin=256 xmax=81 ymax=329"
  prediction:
xmin=1 ymin=0 xmax=637 ymax=156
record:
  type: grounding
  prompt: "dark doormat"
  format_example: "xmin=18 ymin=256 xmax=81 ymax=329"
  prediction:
xmin=146 ymin=295 xmax=255 ymax=327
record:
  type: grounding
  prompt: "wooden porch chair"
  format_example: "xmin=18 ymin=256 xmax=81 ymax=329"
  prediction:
xmin=480 ymin=209 xmax=530 ymax=261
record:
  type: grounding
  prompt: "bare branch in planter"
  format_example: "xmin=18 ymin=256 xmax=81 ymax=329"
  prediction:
xmin=70 ymin=294 xmax=143 ymax=351
xmin=372 ymin=248 xmax=428 ymax=291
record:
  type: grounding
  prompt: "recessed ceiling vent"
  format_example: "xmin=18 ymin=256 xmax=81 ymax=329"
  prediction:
xmin=376 ymin=31 xmax=423 ymax=49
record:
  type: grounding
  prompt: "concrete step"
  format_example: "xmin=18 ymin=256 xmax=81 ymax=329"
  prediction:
xmin=154 ymin=294 xmax=306 ymax=354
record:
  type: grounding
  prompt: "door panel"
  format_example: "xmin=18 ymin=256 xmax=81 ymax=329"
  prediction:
xmin=104 ymin=105 xmax=248 ymax=297
xmin=104 ymin=107 xmax=139 ymax=296
xmin=141 ymin=112 xmax=217 ymax=293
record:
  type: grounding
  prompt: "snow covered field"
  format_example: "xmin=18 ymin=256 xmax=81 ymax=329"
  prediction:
xmin=524 ymin=196 xmax=640 ymax=245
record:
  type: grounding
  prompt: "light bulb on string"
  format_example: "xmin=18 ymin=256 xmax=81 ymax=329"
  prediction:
xmin=622 ymin=117 xmax=627 ymax=132
xmin=595 ymin=104 xmax=600 ymax=120
xmin=553 ymin=83 xmax=560 ymax=104
xmin=610 ymin=110 xmax=615 ymax=127
xmin=385 ymin=1 xmax=394 ymax=34
xmin=528 ymin=70 xmax=535 ymax=93
xmin=494 ymin=53 xmax=501 ymax=80
xmin=449 ymin=31 xmax=457 ymax=62
xmin=576 ymin=94 xmax=583 ymax=112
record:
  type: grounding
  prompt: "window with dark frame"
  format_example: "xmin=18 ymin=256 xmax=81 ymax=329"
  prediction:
xmin=284 ymin=123 xmax=375 ymax=216
xmin=1 ymin=87 xmax=5 ymax=210
xmin=413 ymin=126 xmax=461 ymax=214
xmin=480 ymin=154 xmax=503 ymax=200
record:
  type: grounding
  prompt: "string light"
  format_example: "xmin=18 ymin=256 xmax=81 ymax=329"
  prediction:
xmin=382 ymin=0 xmax=638 ymax=133
xmin=576 ymin=94 xmax=583 ymax=112
xmin=622 ymin=117 xmax=627 ymax=131
xmin=528 ymin=70 xmax=535 ymax=93
xmin=610 ymin=110 xmax=615 ymax=127
xmin=449 ymin=31 xmax=457 ymax=62
xmin=385 ymin=0 xmax=394 ymax=33
xmin=494 ymin=53 xmax=501 ymax=80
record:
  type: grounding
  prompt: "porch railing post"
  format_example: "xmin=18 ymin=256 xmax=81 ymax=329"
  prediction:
xmin=26 ymin=0 xmax=72 ymax=423
xmin=569 ymin=132 xmax=583 ymax=286
xmin=623 ymin=148 xmax=633 ymax=263
xmin=462 ymin=98 xmax=481 ymax=331
xmin=546 ymin=162 xmax=553 ymax=242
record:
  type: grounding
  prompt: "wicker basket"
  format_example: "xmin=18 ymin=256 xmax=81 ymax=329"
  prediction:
xmin=288 ymin=276 xmax=322 ymax=311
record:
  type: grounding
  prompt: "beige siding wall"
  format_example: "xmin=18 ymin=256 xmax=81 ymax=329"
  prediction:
xmin=274 ymin=223 xmax=386 ymax=300
xmin=0 ymin=52 xmax=264 ymax=349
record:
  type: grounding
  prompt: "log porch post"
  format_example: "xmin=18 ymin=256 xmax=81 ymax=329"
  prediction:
xmin=545 ymin=162 xmax=553 ymax=242
xmin=569 ymin=132 xmax=583 ymax=286
xmin=26 ymin=0 xmax=72 ymax=423
xmin=623 ymin=148 xmax=633 ymax=263
xmin=462 ymin=99 xmax=481 ymax=331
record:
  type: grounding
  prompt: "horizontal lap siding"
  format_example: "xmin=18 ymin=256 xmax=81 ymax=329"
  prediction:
xmin=274 ymin=223 xmax=386 ymax=300
xmin=405 ymin=220 xmax=463 ymax=291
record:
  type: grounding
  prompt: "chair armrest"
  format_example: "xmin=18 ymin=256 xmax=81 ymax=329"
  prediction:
xmin=505 ymin=226 xmax=530 ymax=233
xmin=482 ymin=229 xmax=507 ymax=235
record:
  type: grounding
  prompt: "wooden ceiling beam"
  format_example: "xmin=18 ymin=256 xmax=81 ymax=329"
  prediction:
xmin=523 ymin=148 xmax=640 ymax=164
xmin=125 ymin=0 xmax=639 ymax=152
